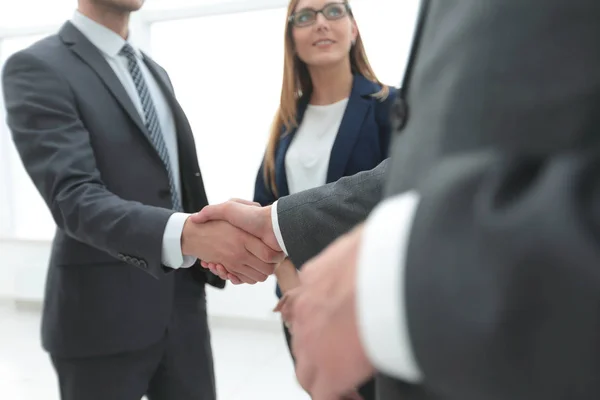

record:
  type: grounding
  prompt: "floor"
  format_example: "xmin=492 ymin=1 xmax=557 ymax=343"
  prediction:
xmin=0 ymin=302 xmax=310 ymax=400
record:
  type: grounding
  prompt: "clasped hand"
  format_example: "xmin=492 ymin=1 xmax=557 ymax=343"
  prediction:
xmin=188 ymin=200 xmax=376 ymax=398
xmin=183 ymin=199 xmax=282 ymax=284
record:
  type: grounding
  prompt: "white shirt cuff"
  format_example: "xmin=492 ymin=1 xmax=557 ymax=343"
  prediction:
xmin=161 ymin=212 xmax=197 ymax=269
xmin=271 ymin=200 xmax=289 ymax=256
xmin=356 ymin=191 xmax=423 ymax=382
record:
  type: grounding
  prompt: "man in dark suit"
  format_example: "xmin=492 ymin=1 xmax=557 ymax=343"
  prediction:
xmin=194 ymin=0 xmax=600 ymax=399
xmin=1 ymin=1 xmax=283 ymax=399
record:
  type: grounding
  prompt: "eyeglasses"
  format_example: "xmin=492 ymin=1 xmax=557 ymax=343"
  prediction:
xmin=288 ymin=2 xmax=352 ymax=28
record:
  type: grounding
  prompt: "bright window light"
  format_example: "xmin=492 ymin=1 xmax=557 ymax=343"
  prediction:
xmin=149 ymin=7 xmax=287 ymax=204
xmin=148 ymin=0 xmax=420 ymax=204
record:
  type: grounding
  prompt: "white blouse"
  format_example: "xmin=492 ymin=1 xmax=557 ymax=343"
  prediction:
xmin=285 ymin=98 xmax=349 ymax=195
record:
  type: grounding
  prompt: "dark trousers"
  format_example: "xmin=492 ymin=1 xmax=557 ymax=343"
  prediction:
xmin=283 ymin=323 xmax=376 ymax=400
xmin=51 ymin=304 xmax=216 ymax=400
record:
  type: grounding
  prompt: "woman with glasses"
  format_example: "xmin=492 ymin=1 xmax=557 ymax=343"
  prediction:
xmin=256 ymin=1 xmax=396 ymax=398
xmin=207 ymin=0 xmax=397 ymax=398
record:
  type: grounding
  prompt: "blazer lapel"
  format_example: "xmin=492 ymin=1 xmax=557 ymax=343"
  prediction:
xmin=59 ymin=22 xmax=149 ymax=140
xmin=326 ymin=75 xmax=376 ymax=183
xmin=274 ymin=133 xmax=291 ymax=197
xmin=274 ymin=98 xmax=311 ymax=197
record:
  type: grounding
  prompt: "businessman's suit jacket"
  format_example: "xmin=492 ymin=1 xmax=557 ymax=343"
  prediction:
xmin=2 ymin=22 xmax=225 ymax=359
xmin=277 ymin=0 xmax=600 ymax=398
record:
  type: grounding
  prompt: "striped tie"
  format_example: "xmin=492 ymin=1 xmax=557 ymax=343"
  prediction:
xmin=120 ymin=43 xmax=182 ymax=211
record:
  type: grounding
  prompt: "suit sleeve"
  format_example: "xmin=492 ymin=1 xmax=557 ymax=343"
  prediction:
xmin=2 ymin=50 xmax=173 ymax=279
xmin=275 ymin=159 xmax=388 ymax=266
xmin=402 ymin=148 xmax=600 ymax=398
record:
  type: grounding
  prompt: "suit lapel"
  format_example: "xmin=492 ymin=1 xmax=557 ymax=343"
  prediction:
xmin=274 ymin=98 xmax=310 ymax=197
xmin=141 ymin=55 xmax=175 ymax=98
xmin=142 ymin=54 xmax=194 ymax=161
xmin=142 ymin=54 xmax=209 ymax=208
xmin=59 ymin=22 xmax=149 ymax=139
xmin=275 ymin=76 xmax=378 ymax=190
xmin=399 ymin=0 xmax=431 ymax=99
xmin=275 ymin=132 xmax=292 ymax=197
xmin=326 ymin=75 xmax=376 ymax=183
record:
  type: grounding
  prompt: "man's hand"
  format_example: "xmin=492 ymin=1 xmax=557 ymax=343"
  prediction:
xmin=280 ymin=224 xmax=375 ymax=399
xmin=181 ymin=217 xmax=284 ymax=284
xmin=190 ymin=200 xmax=282 ymax=284
xmin=191 ymin=200 xmax=280 ymax=251
xmin=273 ymin=258 xmax=300 ymax=295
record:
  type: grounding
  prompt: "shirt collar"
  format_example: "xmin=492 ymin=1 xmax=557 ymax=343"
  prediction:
xmin=70 ymin=10 xmax=142 ymax=59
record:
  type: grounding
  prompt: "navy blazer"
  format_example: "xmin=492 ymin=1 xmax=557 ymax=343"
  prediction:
xmin=254 ymin=74 xmax=398 ymax=208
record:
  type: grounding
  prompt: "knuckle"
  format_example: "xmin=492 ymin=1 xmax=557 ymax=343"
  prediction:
xmin=268 ymin=249 xmax=280 ymax=263
xmin=260 ymin=247 xmax=273 ymax=262
xmin=231 ymin=250 xmax=242 ymax=262
xmin=222 ymin=201 xmax=232 ymax=215
xmin=232 ymin=248 xmax=246 ymax=263
xmin=255 ymin=262 xmax=270 ymax=275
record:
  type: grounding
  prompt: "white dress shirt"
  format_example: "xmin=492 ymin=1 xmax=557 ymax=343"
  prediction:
xmin=71 ymin=11 xmax=194 ymax=269
xmin=356 ymin=192 xmax=423 ymax=381
xmin=285 ymin=99 xmax=349 ymax=194
xmin=270 ymin=188 xmax=424 ymax=382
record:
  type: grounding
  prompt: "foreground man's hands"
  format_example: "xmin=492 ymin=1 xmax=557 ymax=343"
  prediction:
xmin=190 ymin=200 xmax=281 ymax=284
xmin=181 ymin=211 xmax=284 ymax=284
xmin=273 ymin=259 xmax=364 ymax=400
xmin=279 ymin=224 xmax=375 ymax=400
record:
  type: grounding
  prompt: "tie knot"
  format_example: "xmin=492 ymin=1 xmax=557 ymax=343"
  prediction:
xmin=119 ymin=43 xmax=136 ymax=59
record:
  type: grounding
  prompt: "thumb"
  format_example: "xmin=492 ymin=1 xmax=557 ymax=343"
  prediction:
xmin=189 ymin=203 xmax=226 ymax=224
xmin=191 ymin=201 xmax=262 ymax=237
xmin=229 ymin=198 xmax=261 ymax=207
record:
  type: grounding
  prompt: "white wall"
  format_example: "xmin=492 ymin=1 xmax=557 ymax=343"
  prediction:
xmin=0 ymin=239 xmax=49 ymax=301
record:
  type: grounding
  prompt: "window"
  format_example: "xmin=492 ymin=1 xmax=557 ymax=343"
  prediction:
xmin=0 ymin=0 xmax=73 ymax=30
xmin=351 ymin=0 xmax=421 ymax=87
xmin=0 ymin=34 xmax=56 ymax=240
xmin=148 ymin=0 xmax=420 ymax=205
xmin=150 ymin=7 xmax=287 ymax=204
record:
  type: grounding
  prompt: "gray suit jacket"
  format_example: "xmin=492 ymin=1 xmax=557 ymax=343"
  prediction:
xmin=277 ymin=0 xmax=600 ymax=398
xmin=278 ymin=158 xmax=389 ymax=267
xmin=2 ymin=22 xmax=224 ymax=358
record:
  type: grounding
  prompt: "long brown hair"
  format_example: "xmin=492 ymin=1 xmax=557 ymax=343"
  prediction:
xmin=263 ymin=0 xmax=389 ymax=196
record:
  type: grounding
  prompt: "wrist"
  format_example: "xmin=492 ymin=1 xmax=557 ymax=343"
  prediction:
xmin=261 ymin=205 xmax=279 ymax=251
xmin=181 ymin=216 xmax=196 ymax=256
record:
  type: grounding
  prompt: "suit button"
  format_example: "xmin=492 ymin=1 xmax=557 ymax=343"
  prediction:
xmin=139 ymin=260 xmax=148 ymax=269
xmin=392 ymin=97 xmax=408 ymax=134
xmin=158 ymin=189 xmax=170 ymax=199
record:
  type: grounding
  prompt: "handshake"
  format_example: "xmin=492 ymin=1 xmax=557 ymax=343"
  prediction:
xmin=181 ymin=199 xmax=285 ymax=284
xmin=184 ymin=199 xmax=373 ymax=399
